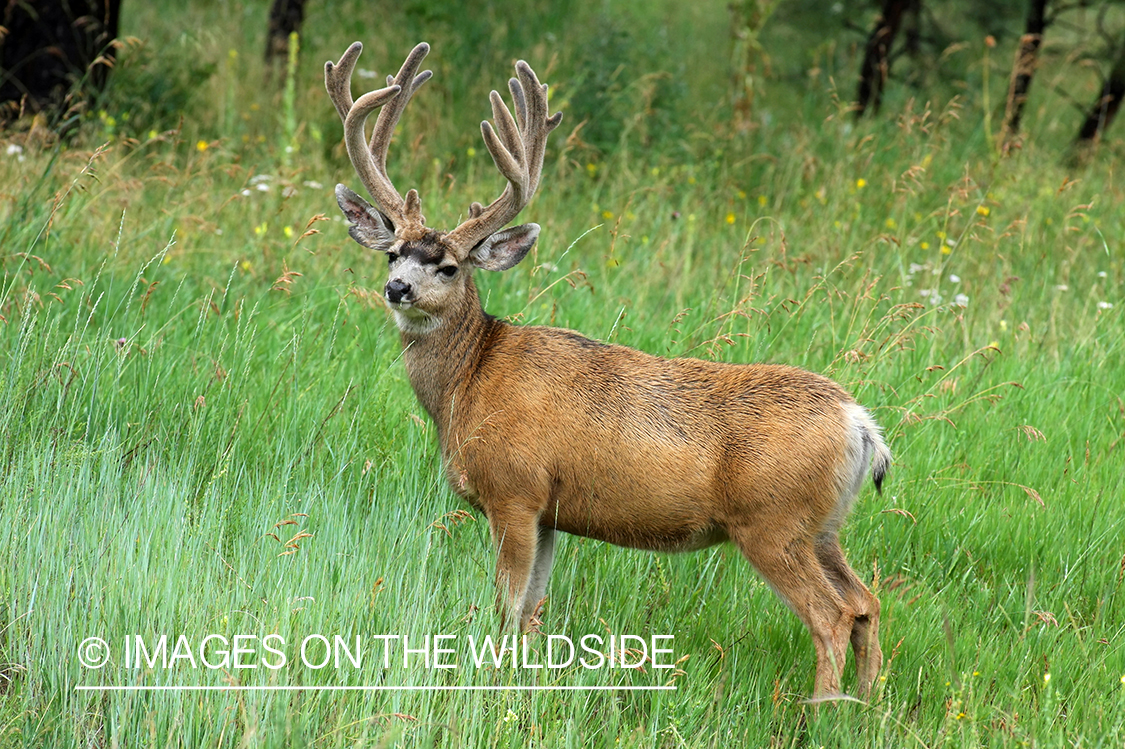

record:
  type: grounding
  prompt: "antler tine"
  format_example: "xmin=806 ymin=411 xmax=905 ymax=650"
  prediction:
xmin=324 ymin=42 xmax=363 ymax=122
xmin=515 ymin=62 xmax=563 ymax=202
xmin=367 ymin=44 xmax=432 ymax=199
xmin=325 ymin=42 xmax=431 ymax=229
xmin=508 ymin=76 xmax=529 ymax=135
xmin=446 ymin=60 xmax=563 ymax=254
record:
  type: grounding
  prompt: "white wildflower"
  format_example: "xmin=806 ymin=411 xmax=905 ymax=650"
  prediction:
xmin=954 ymin=293 xmax=969 ymax=307
xmin=1055 ymin=284 xmax=1068 ymax=291
xmin=303 ymin=180 xmax=324 ymax=190
xmin=1097 ymin=301 xmax=1114 ymax=310
xmin=948 ymin=274 xmax=961 ymax=283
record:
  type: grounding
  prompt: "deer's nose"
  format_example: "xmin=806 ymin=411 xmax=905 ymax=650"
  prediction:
xmin=385 ymin=279 xmax=412 ymax=304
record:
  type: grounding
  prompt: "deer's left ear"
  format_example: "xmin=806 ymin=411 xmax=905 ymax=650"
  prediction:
xmin=336 ymin=184 xmax=396 ymax=252
xmin=468 ymin=223 xmax=539 ymax=271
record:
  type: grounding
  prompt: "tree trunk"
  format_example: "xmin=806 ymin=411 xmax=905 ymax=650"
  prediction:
xmin=902 ymin=0 xmax=923 ymax=61
xmin=1000 ymin=0 xmax=1048 ymax=152
xmin=265 ymin=0 xmax=306 ymax=65
xmin=0 ymin=0 xmax=122 ymax=124
xmin=1075 ymin=37 xmax=1125 ymax=144
xmin=855 ymin=0 xmax=911 ymax=117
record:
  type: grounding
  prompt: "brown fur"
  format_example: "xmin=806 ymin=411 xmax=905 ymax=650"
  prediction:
xmin=326 ymin=42 xmax=889 ymax=699
xmin=395 ymin=266 xmax=886 ymax=698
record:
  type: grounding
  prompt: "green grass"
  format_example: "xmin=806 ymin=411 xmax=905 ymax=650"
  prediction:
xmin=2 ymin=0 xmax=1124 ymax=746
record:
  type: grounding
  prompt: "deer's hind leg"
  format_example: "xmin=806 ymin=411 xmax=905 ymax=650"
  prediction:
xmin=815 ymin=534 xmax=882 ymax=697
xmin=729 ymin=526 xmax=855 ymax=698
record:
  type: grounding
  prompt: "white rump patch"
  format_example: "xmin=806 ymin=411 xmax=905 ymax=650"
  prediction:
xmin=828 ymin=402 xmax=892 ymax=533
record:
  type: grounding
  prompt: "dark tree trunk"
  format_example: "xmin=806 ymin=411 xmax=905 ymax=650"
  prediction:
xmin=902 ymin=0 xmax=923 ymax=60
xmin=0 ymin=0 xmax=122 ymax=124
xmin=1076 ymin=38 xmax=1125 ymax=143
xmin=1000 ymin=0 xmax=1049 ymax=151
xmin=265 ymin=0 xmax=306 ymax=65
xmin=855 ymin=0 xmax=911 ymax=117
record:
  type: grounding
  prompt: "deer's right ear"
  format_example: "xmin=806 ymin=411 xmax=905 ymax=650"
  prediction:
xmin=469 ymin=223 xmax=540 ymax=271
xmin=336 ymin=184 xmax=396 ymax=252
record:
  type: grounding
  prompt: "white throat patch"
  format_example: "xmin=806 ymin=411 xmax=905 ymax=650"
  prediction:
xmin=392 ymin=307 xmax=441 ymax=335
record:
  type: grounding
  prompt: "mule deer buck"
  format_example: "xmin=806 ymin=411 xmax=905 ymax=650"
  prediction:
xmin=325 ymin=41 xmax=891 ymax=698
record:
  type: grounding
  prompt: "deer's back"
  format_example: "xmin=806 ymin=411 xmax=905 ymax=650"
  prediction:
xmin=446 ymin=324 xmax=857 ymax=551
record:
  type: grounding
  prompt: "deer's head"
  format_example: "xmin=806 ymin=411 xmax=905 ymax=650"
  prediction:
xmin=326 ymin=43 xmax=562 ymax=334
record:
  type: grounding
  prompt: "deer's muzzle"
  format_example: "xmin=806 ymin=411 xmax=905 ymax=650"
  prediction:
xmin=385 ymin=278 xmax=412 ymax=305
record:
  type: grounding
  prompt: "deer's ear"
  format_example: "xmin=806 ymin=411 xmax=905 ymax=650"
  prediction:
xmin=336 ymin=184 xmax=396 ymax=252
xmin=469 ymin=223 xmax=539 ymax=271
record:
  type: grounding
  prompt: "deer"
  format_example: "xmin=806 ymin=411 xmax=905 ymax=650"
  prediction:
xmin=324 ymin=41 xmax=891 ymax=699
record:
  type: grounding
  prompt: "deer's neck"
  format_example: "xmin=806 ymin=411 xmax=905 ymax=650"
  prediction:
xmin=398 ymin=277 xmax=497 ymax=445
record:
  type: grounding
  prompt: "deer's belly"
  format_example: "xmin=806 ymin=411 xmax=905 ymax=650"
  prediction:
xmin=543 ymin=472 xmax=728 ymax=553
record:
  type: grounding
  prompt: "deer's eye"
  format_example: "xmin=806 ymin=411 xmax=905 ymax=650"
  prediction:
xmin=386 ymin=252 xmax=399 ymax=264
xmin=438 ymin=265 xmax=458 ymax=278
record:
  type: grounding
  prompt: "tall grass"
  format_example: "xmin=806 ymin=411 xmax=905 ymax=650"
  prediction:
xmin=1 ymin=0 xmax=1123 ymax=746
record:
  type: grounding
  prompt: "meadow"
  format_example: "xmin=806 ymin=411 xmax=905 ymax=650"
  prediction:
xmin=1 ymin=0 xmax=1123 ymax=746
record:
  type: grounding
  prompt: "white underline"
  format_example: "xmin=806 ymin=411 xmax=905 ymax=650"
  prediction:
xmin=75 ymin=685 xmax=675 ymax=692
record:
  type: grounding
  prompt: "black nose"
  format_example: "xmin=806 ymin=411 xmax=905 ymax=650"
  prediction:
xmin=385 ymin=278 xmax=412 ymax=304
